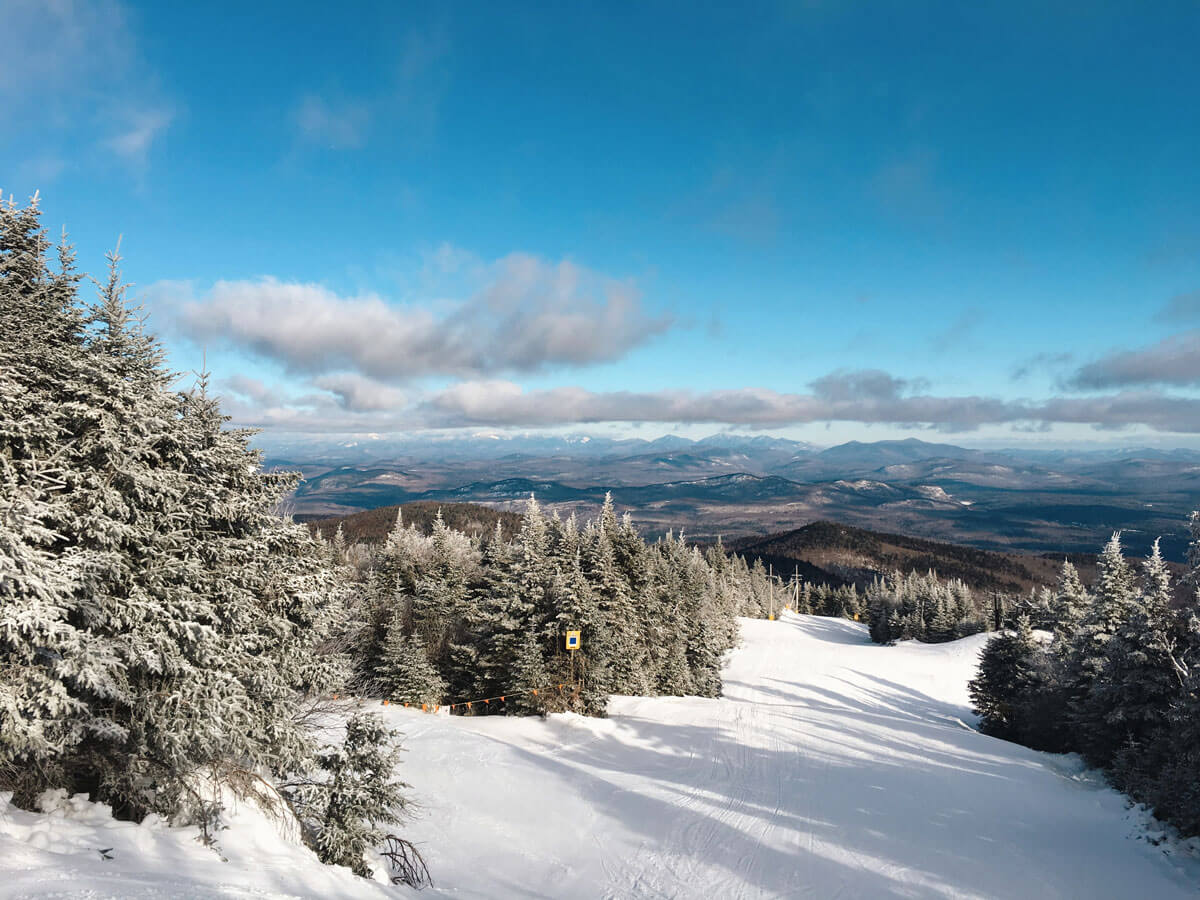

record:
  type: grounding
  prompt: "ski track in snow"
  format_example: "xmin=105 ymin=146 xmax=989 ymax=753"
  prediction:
xmin=4 ymin=613 xmax=1200 ymax=899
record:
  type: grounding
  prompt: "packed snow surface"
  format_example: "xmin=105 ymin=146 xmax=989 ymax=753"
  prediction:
xmin=4 ymin=614 xmax=1198 ymax=898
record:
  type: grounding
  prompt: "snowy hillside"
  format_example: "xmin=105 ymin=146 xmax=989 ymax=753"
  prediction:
xmin=4 ymin=614 xmax=1198 ymax=899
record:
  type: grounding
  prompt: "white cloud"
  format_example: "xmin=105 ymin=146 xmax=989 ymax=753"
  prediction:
xmin=103 ymin=107 xmax=173 ymax=164
xmin=311 ymin=373 xmax=407 ymax=412
xmin=418 ymin=383 xmax=1200 ymax=433
xmin=155 ymin=254 xmax=673 ymax=379
xmin=1069 ymin=331 xmax=1200 ymax=389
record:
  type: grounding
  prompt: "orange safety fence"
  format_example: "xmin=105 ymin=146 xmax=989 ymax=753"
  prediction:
xmin=343 ymin=682 xmax=575 ymax=715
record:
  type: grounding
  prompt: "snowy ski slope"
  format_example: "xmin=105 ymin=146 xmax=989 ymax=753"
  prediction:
xmin=3 ymin=613 xmax=1198 ymax=898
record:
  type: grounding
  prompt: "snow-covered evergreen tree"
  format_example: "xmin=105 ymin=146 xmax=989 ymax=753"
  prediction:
xmin=1066 ymin=532 xmax=1140 ymax=765
xmin=1052 ymin=560 xmax=1091 ymax=639
xmin=0 ymin=198 xmax=347 ymax=824
xmin=969 ymin=616 xmax=1043 ymax=742
xmin=375 ymin=626 xmax=447 ymax=706
xmin=966 ymin=517 xmax=1200 ymax=837
xmin=0 ymin=197 xmax=111 ymax=797
xmin=301 ymin=713 xmax=409 ymax=878
xmin=657 ymin=634 xmax=695 ymax=695
xmin=589 ymin=523 xmax=649 ymax=696
xmin=1101 ymin=540 xmax=1186 ymax=791
xmin=510 ymin=627 xmax=550 ymax=716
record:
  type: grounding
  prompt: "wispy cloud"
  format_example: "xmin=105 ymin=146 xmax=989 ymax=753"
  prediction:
xmin=294 ymin=94 xmax=371 ymax=150
xmin=930 ymin=307 xmax=985 ymax=352
xmin=290 ymin=22 xmax=450 ymax=152
xmin=418 ymin=383 xmax=1200 ymax=433
xmin=1 ymin=0 xmax=174 ymax=178
xmin=1064 ymin=290 xmax=1200 ymax=389
xmin=0 ymin=0 xmax=129 ymax=101
xmin=103 ymin=106 xmax=174 ymax=165
xmin=809 ymin=369 xmax=928 ymax=402
xmin=870 ymin=148 xmax=947 ymax=221
xmin=1156 ymin=290 xmax=1200 ymax=323
xmin=1011 ymin=351 xmax=1074 ymax=381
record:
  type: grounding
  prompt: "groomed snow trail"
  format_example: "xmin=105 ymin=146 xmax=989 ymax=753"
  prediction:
xmin=3 ymin=613 xmax=1198 ymax=898
xmin=392 ymin=614 xmax=1199 ymax=899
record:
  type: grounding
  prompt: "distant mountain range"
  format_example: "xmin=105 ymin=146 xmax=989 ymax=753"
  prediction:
xmin=275 ymin=436 xmax=1200 ymax=561
xmin=261 ymin=431 xmax=818 ymax=467
xmin=261 ymin=431 xmax=1200 ymax=468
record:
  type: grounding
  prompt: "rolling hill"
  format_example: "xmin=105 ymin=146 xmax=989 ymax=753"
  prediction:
xmin=727 ymin=520 xmax=1070 ymax=594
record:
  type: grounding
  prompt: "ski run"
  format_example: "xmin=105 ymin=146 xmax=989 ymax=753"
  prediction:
xmin=3 ymin=613 xmax=1198 ymax=899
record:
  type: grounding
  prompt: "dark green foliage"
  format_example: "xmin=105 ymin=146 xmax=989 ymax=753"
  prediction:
xmin=969 ymin=618 xmax=1067 ymax=751
xmin=375 ymin=627 xmax=447 ymax=706
xmin=865 ymin=570 xmax=991 ymax=644
xmin=969 ymin=522 xmax=1200 ymax=839
xmin=340 ymin=492 xmax=767 ymax=717
xmin=1064 ymin=533 xmax=1141 ymax=766
xmin=287 ymin=713 xmax=408 ymax=878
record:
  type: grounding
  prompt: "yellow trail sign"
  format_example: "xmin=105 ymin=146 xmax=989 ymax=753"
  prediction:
xmin=565 ymin=630 xmax=581 ymax=650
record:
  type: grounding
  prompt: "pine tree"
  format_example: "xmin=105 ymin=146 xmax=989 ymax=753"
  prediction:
xmin=686 ymin=615 xmax=725 ymax=698
xmin=510 ymin=627 xmax=550 ymax=716
xmin=1102 ymin=540 xmax=1184 ymax=791
xmin=456 ymin=522 xmax=530 ymax=704
xmin=411 ymin=510 xmax=470 ymax=662
xmin=330 ymin=524 xmax=348 ymax=565
xmin=928 ymin=593 xmax=958 ymax=642
xmin=0 ymin=198 xmax=113 ymax=793
xmin=555 ymin=548 xmax=611 ymax=714
xmin=304 ymin=713 xmax=409 ymax=878
xmin=0 ymin=199 xmax=347 ymax=821
xmin=657 ymin=635 xmax=695 ymax=695
xmin=443 ymin=522 xmax=512 ymax=700
xmin=375 ymin=627 xmax=447 ymax=707
xmin=1067 ymin=532 xmax=1140 ymax=765
xmin=589 ymin=525 xmax=649 ymax=695
xmin=1052 ymin=560 xmax=1091 ymax=639
xmin=969 ymin=617 xmax=1042 ymax=742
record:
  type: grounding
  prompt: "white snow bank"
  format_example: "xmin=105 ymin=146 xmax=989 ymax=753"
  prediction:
xmin=0 ymin=785 xmax=391 ymax=899
xmin=4 ymin=614 xmax=1199 ymax=898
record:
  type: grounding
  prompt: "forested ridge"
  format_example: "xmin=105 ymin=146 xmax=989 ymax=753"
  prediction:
xmin=309 ymin=501 xmax=523 ymax=544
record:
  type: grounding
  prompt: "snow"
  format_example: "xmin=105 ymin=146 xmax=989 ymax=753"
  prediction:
xmin=834 ymin=479 xmax=896 ymax=492
xmin=5 ymin=614 xmax=1199 ymax=898
xmin=0 ymin=787 xmax=392 ymax=899
xmin=916 ymin=484 xmax=953 ymax=501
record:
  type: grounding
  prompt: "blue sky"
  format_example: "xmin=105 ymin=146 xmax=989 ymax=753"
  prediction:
xmin=5 ymin=1 xmax=1200 ymax=446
